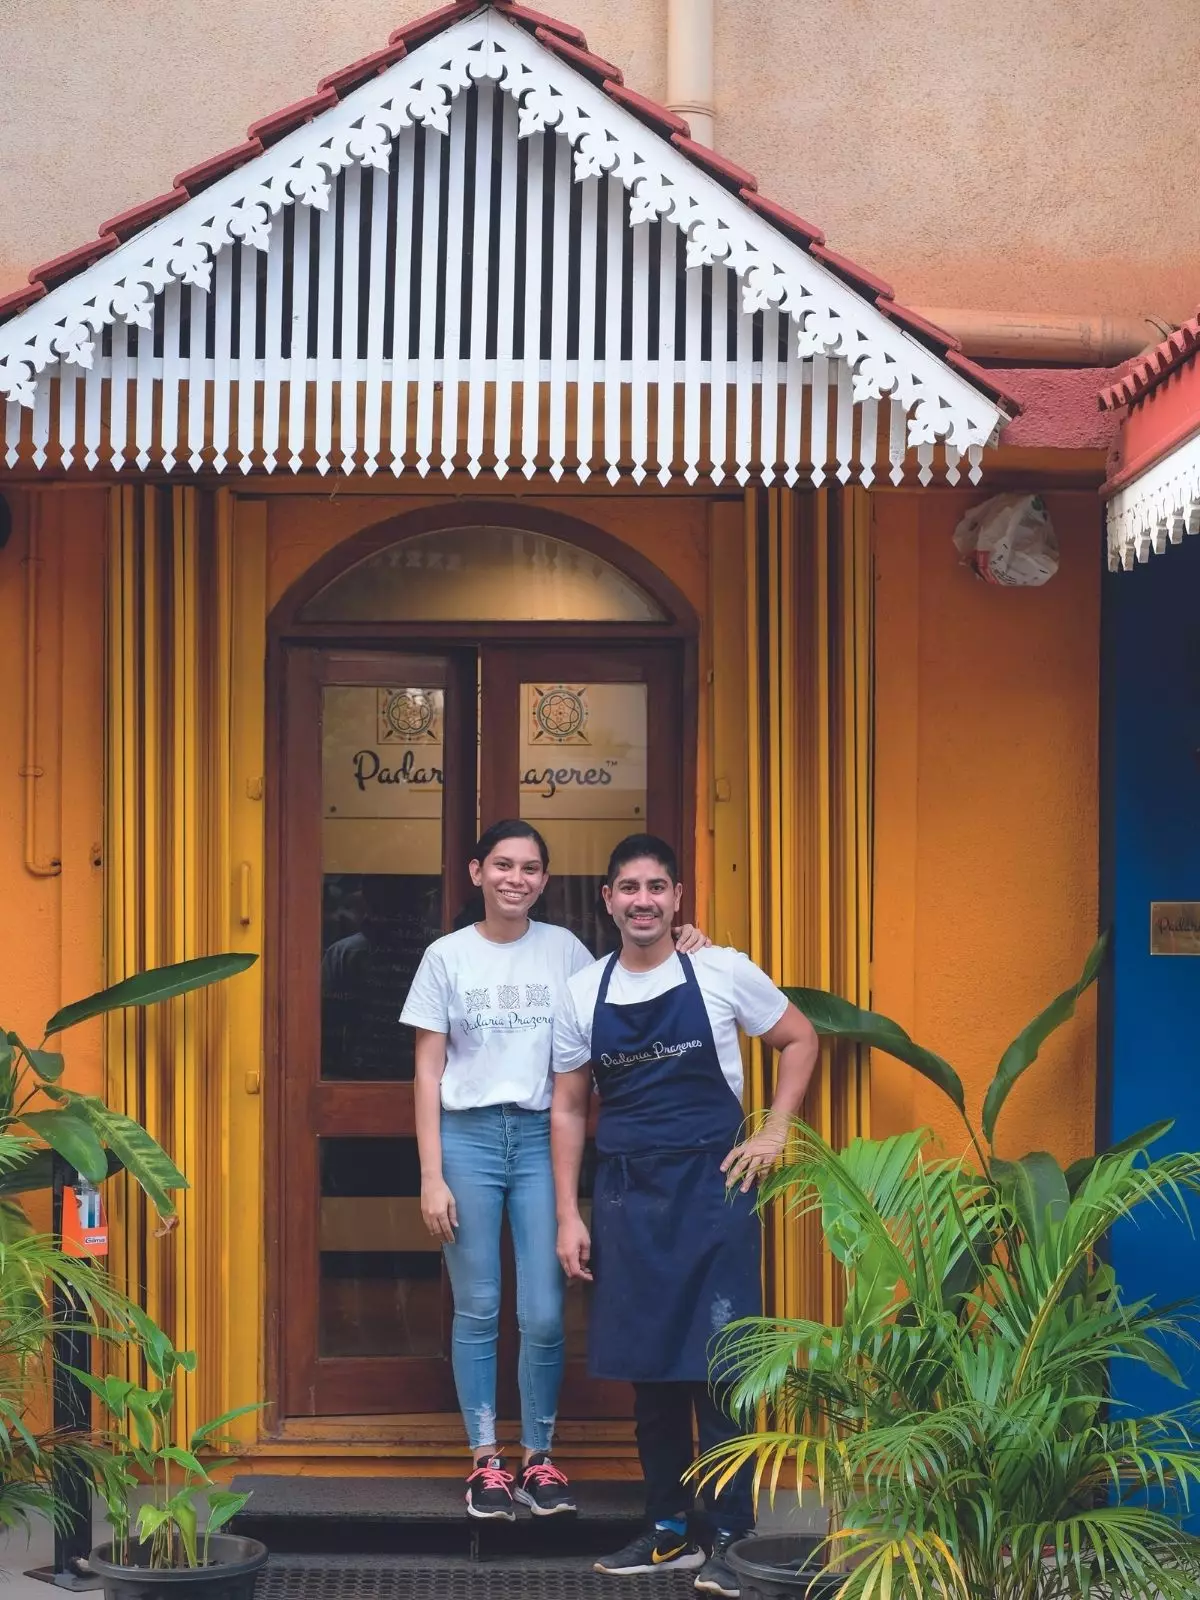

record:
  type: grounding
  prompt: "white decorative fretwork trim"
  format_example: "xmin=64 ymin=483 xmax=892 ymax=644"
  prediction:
xmin=0 ymin=10 xmax=1007 ymax=471
xmin=1105 ymin=428 xmax=1200 ymax=570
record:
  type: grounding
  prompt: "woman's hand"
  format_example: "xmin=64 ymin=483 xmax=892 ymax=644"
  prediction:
xmin=421 ymin=1177 xmax=458 ymax=1244
xmin=721 ymin=1122 xmax=789 ymax=1193
xmin=557 ymin=1213 xmax=593 ymax=1282
xmin=674 ymin=923 xmax=713 ymax=954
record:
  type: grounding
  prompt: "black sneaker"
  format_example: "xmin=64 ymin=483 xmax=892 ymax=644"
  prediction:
xmin=694 ymin=1529 xmax=748 ymax=1596
xmin=464 ymin=1456 xmax=516 ymax=1521
xmin=594 ymin=1527 xmax=705 ymax=1575
xmin=514 ymin=1452 xmax=577 ymax=1516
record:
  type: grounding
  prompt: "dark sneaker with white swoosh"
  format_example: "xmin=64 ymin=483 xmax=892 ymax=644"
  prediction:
xmin=694 ymin=1529 xmax=746 ymax=1596
xmin=464 ymin=1456 xmax=516 ymax=1521
xmin=594 ymin=1527 xmax=706 ymax=1576
xmin=515 ymin=1453 xmax=576 ymax=1515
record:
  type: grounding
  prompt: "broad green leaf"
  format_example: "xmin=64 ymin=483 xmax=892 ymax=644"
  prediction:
xmin=1065 ymin=1119 xmax=1174 ymax=1194
xmin=44 ymin=953 xmax=258 ymax=1037
xmin=0 ymin=1199 xmax=32 ymax=1243
xmin=0 ymin=1035 xmax=11 ymax=1074
xmin=204 ymin=1490 xmax=250 ymax=1536
xmin=161 ymin=1446 xmax=209 ymax=1482
xmin=127 ymin=1395 xmax=157 ymax=1452
xmin=7 ymin=1037 xmax=65 ymax=1082
xmin=124 ymin=1305 xmax=178 ymax=1383
xmin=784 ymin=988 xmax=966 ymax=1113
xmin=981 ymin=934 xmax=1107 ymax=1144
xmin=135 ymin=1504 xmax=171 ymax=1540
xmin=190 ymin=1401 xmax=263 ymax=1449
xmin=991 ymin=1152 xmax=1070 ymax=1253
xmin=66 ymin=1096 xmax=186 ymax=1218
xmin=64 ymin=1368 xmax=136 ymax=1418
xmin=21 ymin=1110 xmax=107 ymax=1183
xmin=0 ymin=1146 xmax=123 ymax=1197
xmin=164 ymin=1491 xmax=199 ymax=1566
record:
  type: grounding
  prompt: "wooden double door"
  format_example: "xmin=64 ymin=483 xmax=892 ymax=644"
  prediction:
xmin=277 ymin=641 xmax=684 ymax=1419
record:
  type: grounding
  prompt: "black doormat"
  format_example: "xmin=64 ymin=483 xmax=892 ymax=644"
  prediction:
xmin=256 ymin=1558 xmax=699 ymax=1599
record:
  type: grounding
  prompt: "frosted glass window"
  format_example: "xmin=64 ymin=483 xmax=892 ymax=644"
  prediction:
xmin=300 ymin=526 xmax=666 ymax=622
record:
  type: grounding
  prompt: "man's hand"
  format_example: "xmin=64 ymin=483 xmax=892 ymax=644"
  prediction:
xmin=674 ymin=923 xmax=713 ymax=953
xmin=421 ymin=1177 xmax=458 ymax=1244
xmin=557 ymin=1213 xmax=593 ymax=1281
xmin=721 ymin=1121 xmax=789 ymax=1193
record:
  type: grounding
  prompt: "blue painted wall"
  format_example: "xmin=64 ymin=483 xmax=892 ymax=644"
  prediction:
xmin=1104 ymin=531 xmax=1200 ymax=1422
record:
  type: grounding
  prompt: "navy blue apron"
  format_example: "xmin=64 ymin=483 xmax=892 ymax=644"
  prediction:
xmin=586 ymin=951 xmax=762 ymax=1383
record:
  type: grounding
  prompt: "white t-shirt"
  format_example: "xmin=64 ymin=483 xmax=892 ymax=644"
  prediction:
xmin=552 ymin=946 xmax=789 ymax=1099
xmin=401 ymin=921 xmax=594 ymax=1111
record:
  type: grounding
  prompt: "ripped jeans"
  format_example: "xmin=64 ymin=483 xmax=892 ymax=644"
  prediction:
xmin=439 ymin=1105 xmax=564 ymax=1454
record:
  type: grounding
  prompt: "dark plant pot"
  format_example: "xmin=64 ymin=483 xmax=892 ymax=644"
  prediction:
xmin=727 ymin=1534 xmax=843 ymax=1600
xmin=88 ymin=1535 xmax=268 ymax=1600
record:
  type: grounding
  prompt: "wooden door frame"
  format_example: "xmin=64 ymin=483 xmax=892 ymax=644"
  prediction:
xmin=263 ymin=500 xmax=699 ymax=1436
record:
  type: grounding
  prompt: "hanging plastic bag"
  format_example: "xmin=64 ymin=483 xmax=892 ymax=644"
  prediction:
xmin=952 ymin=494 xmax=1059 ymax=587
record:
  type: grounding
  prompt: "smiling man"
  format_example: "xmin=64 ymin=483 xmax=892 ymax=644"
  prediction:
xmin=550 ymin=834 xmax=819 ymax=1598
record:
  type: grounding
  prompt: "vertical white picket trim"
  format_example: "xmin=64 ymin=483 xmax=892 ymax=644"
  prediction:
xmin=916 ymin=440 xmax=934 ymax=485
xmin=944 ymin=442 xmax=961 ymax=485
xmin=109 ymin=320 xmax=130 ymax=469
xmin=133 ymin=322 xmax=155 ymax=471
xmin=759 ymin=308 xmax=780 ymax=487
xmin=4 ymin=401 xmax=19 ymax=469
xmin=211 ymin=250 xmax=233 ymax=473
xmin=708 ymin=266 xmax=728 ymax=485
xmin=439 ymin=105 xmax=468 ymax=478
xmin=58 ymin=371 xmax=78 ymax=471
xmin=237 ymin=241 xmax=259 ymax=472
xmin=160 ymin=281 xmax=182 ymax=472
xmin=655 ymin=221 xmax=677 ymax=486
xmin=339 ymin=162 xmax=363 ymax=473
xmin=262 ymin=207 xmax=285 ymax=472
xmin=810 ymin=351 xmax=829 ymax=487
xmin=362 ymin=165 xmax=389 ymax=476
xmin=389 ymin=125 xmax=417 ymax=474
xmin=858 ymin=397 xmax=878 ymax=488
xmin=629 ymin=220 xmax=650 ymax=484
xmin=83 ymin=344 xmax=103 ymax=470
xmin=415 ymin=127 xmax=443 ymax=476
xmin=492 ymin=94 xmax=518 ymax=478
xmin=520 ymin=131 xmax=545 ymax=479
xmin=575 ymin=174 xmax=598 ymax=481
xmin=782 ymin=334 xmax=804 ymax=487
xmin=834 ymin=358 xmax=854 ymax=485
xmin=547 ymin=130 xmax=571 ymax=481
xmin=681 ymin=260 xmax=702 ymax=484
xmin=466 ymin=82 xmax=495 ymax=478
xmin=288 ymin=205 xmax=311 ymax=471
xmin=603 ymin=176 xmax=624 ymax=485
xmin=31 ymin=372 xmax=50 ymax=469
xmin=733 ymin=298 xmax=753 ymax=486
xmin=313 ymin=200 xmax=337 ymax=475
xmin=888 ymin=394 xmax=906 ymax=484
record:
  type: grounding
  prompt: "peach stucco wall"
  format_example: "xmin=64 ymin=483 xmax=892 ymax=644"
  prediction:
xmin=0 ymin=1 xmax=1195 ymax=321
xmin=871 ymin=489 xmax=1101 ymax=1165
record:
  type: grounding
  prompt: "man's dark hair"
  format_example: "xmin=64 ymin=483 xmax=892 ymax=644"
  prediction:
xmin=605 ymin=833 xmax=679 ymax=888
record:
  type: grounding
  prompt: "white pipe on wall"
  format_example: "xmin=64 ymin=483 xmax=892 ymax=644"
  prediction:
xmin=666 ymin=0 xmax=715 ymax=148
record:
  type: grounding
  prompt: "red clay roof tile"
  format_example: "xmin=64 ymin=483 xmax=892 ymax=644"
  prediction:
xmin=1099 ymin=313 xmax=1200 ymax=410
xmin=739 ymin=191 xmax=825 ymax=247
xmin=881 ymin=300 xmax=962 ymax=353
xmin=809 ymin=243 xmax=894 ymax=302
xmin=30 ymin=235 xmax=120 ymax=289
xmin=101 ymin=190 xmax=188 ymax=242
xmin=174 ymin=138 xmax=265 ymax=196
xmin=946 ymin=349 xmax=1022 ymax=413
xmin=389 ymin=2 xmax=480 ymax=50
xmin=247 ymin=89 xmax=339 ymax=147
xmin=671 ymin=134 xmax=755 ymax=193
xmin=318 ymin=40 xmax=409 ymax=97
xmin=491 ymin=2 xmax=588 ymax=46
xmin=0 ymin=282 xmax=46 ymax=319
xmin=533 ymin=28 xmax=621 ymax=84
xmin=602 ymin=80 xmax=690 ymax=139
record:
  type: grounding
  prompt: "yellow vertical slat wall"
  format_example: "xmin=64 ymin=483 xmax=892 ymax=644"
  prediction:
xmin=104 ymin=487 xmax=267 ymax=1443
xmin=709 ymin=487 xmax=873 ymax=1327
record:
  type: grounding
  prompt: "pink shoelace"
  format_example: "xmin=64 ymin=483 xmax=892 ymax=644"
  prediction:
xmin=522 ymin=1459 xmax=568 ymax=1488
xmin=467 ymin=1462 xmax=513 ymax=1492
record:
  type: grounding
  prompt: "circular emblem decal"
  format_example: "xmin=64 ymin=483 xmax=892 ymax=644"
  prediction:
xmin=384 ymin=689 xmax=436 ymax=741
xmin=533 ymin=687 xmax=587 ymax=742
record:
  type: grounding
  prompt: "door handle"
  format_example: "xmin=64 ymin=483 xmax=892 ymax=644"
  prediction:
xmin=238 ymin=861 xmax=252 ymax=928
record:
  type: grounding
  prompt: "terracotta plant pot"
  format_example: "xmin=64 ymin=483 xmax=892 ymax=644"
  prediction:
xmin=727 ymin=1534 xmax=843 ymax=1600
xmin=88 ymin=1534 xmax=268 ymax=1600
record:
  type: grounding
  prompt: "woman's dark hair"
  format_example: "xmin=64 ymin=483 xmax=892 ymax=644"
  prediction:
xmin=452 ymin=820 xmax=550 ymax=929
xmin=605 ymin=833 xmax=679 ymax=887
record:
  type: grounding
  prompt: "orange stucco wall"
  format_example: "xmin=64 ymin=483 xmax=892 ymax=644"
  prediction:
xmin=871 ymin=489 xmax=1101 ymax=1165
xmin=0 ymin=489 xmax=108 ymax=1127
xmin=1 ymin=1 xmax=1194 ymax=321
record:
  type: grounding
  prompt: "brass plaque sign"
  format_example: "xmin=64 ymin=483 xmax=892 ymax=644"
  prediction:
xmin=1150 ymin=903 xmax=1200 ymax=956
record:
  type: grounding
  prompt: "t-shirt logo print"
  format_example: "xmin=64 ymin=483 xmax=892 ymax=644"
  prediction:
xmin=463 ymin=987 xmax=490 ymax=1010
xmin=497 ymin=984 xmax=520 ymax=1009
xmin=525 ymin=983 xmax=551 ymax=1007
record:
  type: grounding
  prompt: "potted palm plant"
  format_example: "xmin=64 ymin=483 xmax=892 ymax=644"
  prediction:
xmin=702 ymin=938 xmax=1200 ymax=1599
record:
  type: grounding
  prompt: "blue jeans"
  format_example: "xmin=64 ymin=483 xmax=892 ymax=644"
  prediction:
xmin=439 ymin=1104 xmax=564 ymax=1454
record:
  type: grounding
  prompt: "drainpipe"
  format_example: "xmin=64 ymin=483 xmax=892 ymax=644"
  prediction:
xmin=666 ymin=0 xmax=715 ymax=147
xmin=22 ymin=497 xmax=61 ymax=878
xmin=914 ymin=308 xmax=1156 ymax=366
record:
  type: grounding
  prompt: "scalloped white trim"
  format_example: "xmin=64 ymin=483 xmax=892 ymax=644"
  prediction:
xmin=1105 ymin=428 xmax=1200 ymax=570
xmin=0 ymin=11 xmax=1007 ymax=458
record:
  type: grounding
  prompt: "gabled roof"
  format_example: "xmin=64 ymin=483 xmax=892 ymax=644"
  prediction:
xmin=1098 ymin=311 xmax=1200 ymax=412
xmin=0 ymin=0 xmax=1014 ymax=480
